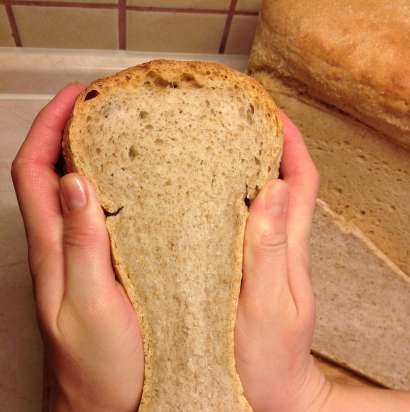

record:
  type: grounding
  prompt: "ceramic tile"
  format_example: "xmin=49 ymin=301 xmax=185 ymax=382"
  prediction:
xmin=236 ymin=0 xmax=261 ymax=12
xmin=0 ymin=6 xmax=15 ymax=46
xmin=14 ymin=6 xmax=118 ymax=49
xmin=127 ymin=0 xmax=230 ymax=10
xmin=127 ymin=11 xmax=225 ymax=53
xmin=225 ymin=14 xmax=258 ymax=54
xmin=14 ymin=0 xmax=116 ymax=3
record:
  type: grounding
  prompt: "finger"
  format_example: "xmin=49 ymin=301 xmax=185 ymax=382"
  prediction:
xmin=280 ymin=111 xmax=320 ymax=249
xmin=60 ymin=173 xmax=116 ymax=304
xmin=279 ymin=111 xmax=318 ymax=314
xmin=16 ymin=84 xmax=85 ymax=166
xmin=12 ymin=84 xmax=85 ymax=261
xmin=11 ymin=84 xmax=85 ymax=319
xmin=241 ymin=179 xmax=295 ymax=315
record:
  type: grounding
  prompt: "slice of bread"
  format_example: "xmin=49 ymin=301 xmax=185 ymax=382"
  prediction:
xmin=63 ymin=60 xmax=282 ymax=411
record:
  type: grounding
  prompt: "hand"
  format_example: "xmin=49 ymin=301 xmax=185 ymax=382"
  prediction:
xmin=12 ymin=85 xmax=144 ymax=412
xmin=235 ymin=112 xmax=330 ymax=412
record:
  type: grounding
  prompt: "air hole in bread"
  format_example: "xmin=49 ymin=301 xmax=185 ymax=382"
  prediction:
xmin=129 ymin=145 xmax=138 ymax=160
xmin=147 ymin=71 xmax=178 ymax=88
xmin=84 ymin=89 xmax=99 ymax=101
xmin=244 ymin=197 xmax=251 ymax=209
xmin=103 ymin=205 xmax=124 ymax=217
xmin=246 ymin=108 xmax=254 ymax=124
xmin=180 ymin=73 xmax=203 ymax=88
xmin=139 ymin=110 xmax=149 ymax=119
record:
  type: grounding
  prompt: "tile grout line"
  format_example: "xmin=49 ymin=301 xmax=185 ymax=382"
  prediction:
xmin=218 ymin=0 xmax=237 ymax=54
xmin=8 ymin=0 xmax=258 ymax=15
xmin=126 ymin=6 xmax=257 ymax=16
xmin=4 ymin=0 xmax=22 ymax=46
xmin=118 ymin=0 xmax=126 ymax=49
xmin=11 ymin=0 xmax=118 ymax=8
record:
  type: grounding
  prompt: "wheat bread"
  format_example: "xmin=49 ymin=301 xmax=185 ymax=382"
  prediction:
xmin=250 ymin=71 xmax=410 ymax=389
xmin=252 ymin=73 xmax=410 ymax=276
xmin=248 ymin=4 xmax=410 ymax=385
xmin=312 ymin=200 xmax=410 ymax=390
xmin=63 ymin=59 xmax=283 ymax=411
xmin=249 ymin=0 xmax=410 ymax=149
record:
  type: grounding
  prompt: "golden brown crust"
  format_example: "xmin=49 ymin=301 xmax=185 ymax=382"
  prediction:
xmin=249 ymin=0 xmax=410 ymax=148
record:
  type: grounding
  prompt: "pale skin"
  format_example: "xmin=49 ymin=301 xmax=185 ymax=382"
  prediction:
xmin=11 ymin=84 xmax=410 ymax=412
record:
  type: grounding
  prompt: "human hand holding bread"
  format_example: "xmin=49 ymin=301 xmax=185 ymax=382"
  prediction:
xmin=12 ymin=65 xmax=410 ymax=412
xmin=11 ymin=85 xmax=144 ymax=412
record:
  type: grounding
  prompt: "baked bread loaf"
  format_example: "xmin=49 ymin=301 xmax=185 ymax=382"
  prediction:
xmin=63 ymin=59 xmax=283 ymax=411
xmin=248 ymin=0 xmax=410 ymax=388
xmin=249 ymin=0 xmax=410 ymax=149
xmin=249 ymin=0 xmax=410 ymax=276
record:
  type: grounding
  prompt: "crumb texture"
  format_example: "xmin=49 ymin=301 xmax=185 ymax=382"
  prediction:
xmin=64 ymin=60 xmax=282 ymax=411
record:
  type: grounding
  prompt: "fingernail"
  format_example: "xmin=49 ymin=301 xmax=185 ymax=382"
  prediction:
xmin=265 ymin=181 xmax=288 ymax=216
xmin=60 ymin=174 xmax=87 ymax=211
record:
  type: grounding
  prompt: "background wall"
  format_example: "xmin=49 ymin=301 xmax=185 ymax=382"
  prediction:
xmin=0 ymin=0 xmax=261 ymax=54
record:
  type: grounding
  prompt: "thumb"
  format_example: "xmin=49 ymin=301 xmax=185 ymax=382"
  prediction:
xmin=60 ymin=173 xmax=116 ymax=302
xmin=240 ymin=179 xmax=294 ymax=316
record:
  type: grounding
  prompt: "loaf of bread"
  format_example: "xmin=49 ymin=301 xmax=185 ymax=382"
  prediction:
xmin=248 ymin=0 xmax=410 ymax=388
xmin=249 ymin=0 xmax=410 ymax=275
xmin=249 ymin=0 xmax=410 ymax=149
xmin=63 ymin=59 xmax=283 ymax=411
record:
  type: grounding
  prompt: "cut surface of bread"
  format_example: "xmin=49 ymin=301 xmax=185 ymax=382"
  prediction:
xmin=252 ymin=73 xmax=410 ymax=276
xmin=312 ymin=200 xmax=410 ymax=390
xmin=63 ymin=59 xmax=282 ymax=411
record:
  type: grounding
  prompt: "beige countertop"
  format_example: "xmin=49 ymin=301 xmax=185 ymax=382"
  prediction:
xmin=0 ymin=47 xmax=247 ymax=412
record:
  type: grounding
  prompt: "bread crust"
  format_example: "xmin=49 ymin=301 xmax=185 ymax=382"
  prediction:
xmin=249 ymin=0 xmax=410 ymax=149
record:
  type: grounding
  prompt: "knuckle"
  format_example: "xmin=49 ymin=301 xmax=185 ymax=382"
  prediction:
xmin=11 ymin=156 xmax=40 ymax=186
xmin=10 ymin=157 xmax=24 ymax=182
xmin=258 ymin=229 xmax=288 ymax=254
xmin=63 ymin=222 xmax=100 ymax=249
